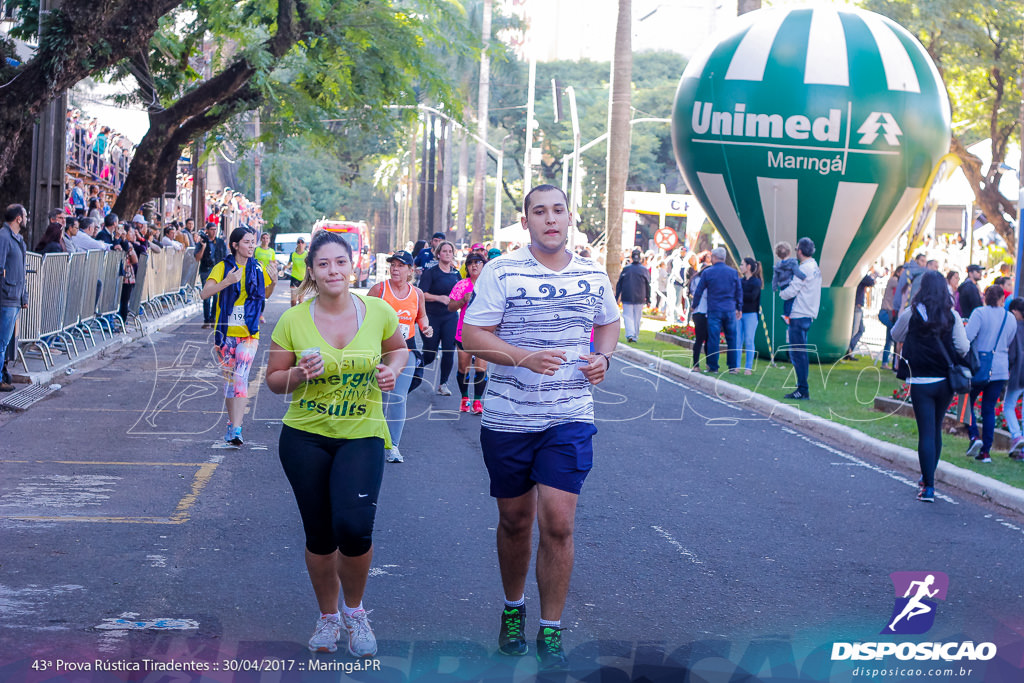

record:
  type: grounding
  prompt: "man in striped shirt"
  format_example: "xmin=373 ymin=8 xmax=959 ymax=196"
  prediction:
xmin=463 ymin=185 xmax=620 ymax=671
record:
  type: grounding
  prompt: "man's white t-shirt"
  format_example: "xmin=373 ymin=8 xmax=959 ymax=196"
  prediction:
xmin=463 ymin=246 xmax=620 ymax=433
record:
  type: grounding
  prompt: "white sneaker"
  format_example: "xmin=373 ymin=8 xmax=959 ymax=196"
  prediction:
xmin=308 ymin=615 xmax=342 ymax=653
xmin=386 ymin=447 xmax=404 ymax=463
xmin=436 ymin=384 xmax=452 ymax=396
xmin=343 ymin=609 xmax=378 ymax=658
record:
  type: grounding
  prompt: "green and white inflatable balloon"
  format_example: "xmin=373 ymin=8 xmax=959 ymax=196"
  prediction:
xmin=673 ymin=6 xmax=951 ymax=361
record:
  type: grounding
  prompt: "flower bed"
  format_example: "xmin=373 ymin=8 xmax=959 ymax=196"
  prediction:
xmin=661 ymin=323 xmax=695 ymax=340
xmin=893 ymin=382 xmax=1022 ymax=431
xmin=642 ymin=306 xmax=666 ymax=320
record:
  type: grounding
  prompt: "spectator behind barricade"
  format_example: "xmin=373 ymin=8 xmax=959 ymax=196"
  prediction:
xmin=182 ymin=218 xmax=196 ymax=247
xmin=946 ymin=270 xmax=960 ymax=309
xmin=846 ymin=269 xmax=876 ymax=361
xmin=142 ymin=226 xmax=162 ymax=253
xmin=34 ymin=221 xmax=66 ymax=254
xmin=71 ymin=179 xmax=86 ymax=216
xmin=115 ymin=223 xmax=140 ymax=321
xmin=96 ymin=213 xmax=116 ymax=244
xmin=160 ymin=226 xmax=184 ymax=251
xmin=667 ymin=246 xmax=688 ymax=324
xmin=771 ymin=241 xmax=806 ymax=324
xmin=172 ymin=222 xmax=189 ymax=250
xmin=47 ymin=207 xmax=65 ymax=227
xmin=993 ymin=276 xmax=1014 ymax=309
xmin=958 ymin=264 xmax=984 ymax=318
xmin=0 ymin=204 xmax=29 ymax=392
xmin=895 ymin=254 xmax=928 ymax=313
xmin=692 ymin=247 xmax=743 ymax=374
xmin=653 ymin=255 xmax=669 ymax=314
xmin=87 ymin=197 xmax=103 ymax=222
xmin=1004 ymin=297 xmax=1024 ymax=459
xmin=879 ymin=265 xmax=903 ymax=370
xmin=64 ymin=217 xmax=110 ymax=252
xmin=963 ymin=285 xmax=1016 ymax=463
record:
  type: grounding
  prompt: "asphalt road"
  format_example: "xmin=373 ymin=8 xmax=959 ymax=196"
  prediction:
xmin=1 ymin=288 xmax=1023 ymax=683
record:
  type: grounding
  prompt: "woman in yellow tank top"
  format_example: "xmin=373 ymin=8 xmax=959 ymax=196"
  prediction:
xmin=266 ymin=231 xmax=408 ymax=657
xmin=367 ymin=249 xmax=432 ymax=463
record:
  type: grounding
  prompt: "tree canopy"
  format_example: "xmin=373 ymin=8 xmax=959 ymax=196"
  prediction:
xmin=862 ymin=0 xmax=1023 ymax=249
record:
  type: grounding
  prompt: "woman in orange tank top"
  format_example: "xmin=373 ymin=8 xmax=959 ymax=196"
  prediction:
xmin=367 ymin=250 xmax=432 ymax=463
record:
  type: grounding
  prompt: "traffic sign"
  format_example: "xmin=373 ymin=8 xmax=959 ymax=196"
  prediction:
xmin=654 ymin=227 xmax=679 ymax=250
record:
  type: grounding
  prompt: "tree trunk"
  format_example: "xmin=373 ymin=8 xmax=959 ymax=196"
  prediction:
xmin=113 ymin=0 xmax=303 ymax=217
xmin=604 ymin=0 xmax=632 ymax=285
xmin=951 ymin=137 xmax=1018 ymax=254
xmin=470 ymin=0 xmax=492 ymax=236
xmin=113 ymin=84 xmax=260 ymax=218
xmin=0 ymin=0 xmax=182 ymax=188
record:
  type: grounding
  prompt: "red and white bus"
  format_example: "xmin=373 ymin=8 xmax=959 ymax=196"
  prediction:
xmin=311 ymin=219 xmax=372 ymax=286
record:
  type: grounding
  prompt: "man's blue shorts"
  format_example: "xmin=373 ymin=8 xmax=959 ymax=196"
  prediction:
xmin=480 ymin=422 xmax=597 ymax=498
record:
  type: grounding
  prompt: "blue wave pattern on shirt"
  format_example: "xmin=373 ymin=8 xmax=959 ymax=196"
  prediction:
xmin=473 ymin=249 xmax=618 ymax=432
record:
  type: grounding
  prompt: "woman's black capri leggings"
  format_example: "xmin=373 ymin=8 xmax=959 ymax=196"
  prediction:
xmin=278 ymin=424 xmax=385 ymax=557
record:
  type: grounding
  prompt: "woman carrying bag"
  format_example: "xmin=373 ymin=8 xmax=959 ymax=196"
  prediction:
xmin=964 ymin=285 xmax=1016 ymax=463
xmin=892 ymin=271 xmax=970 ymax=502
xmin=1002 ymin=298 xmax=1024 ymax=458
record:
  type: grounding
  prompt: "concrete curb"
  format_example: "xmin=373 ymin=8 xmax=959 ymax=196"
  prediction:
xmin=10 ymin=303 xmax=201 ymax=389
xmin=615 ymin=343 xmax=1024 ymax=517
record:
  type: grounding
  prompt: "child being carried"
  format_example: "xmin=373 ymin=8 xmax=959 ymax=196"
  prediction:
xmin=772 ymin=241 xmax=806 ymax=323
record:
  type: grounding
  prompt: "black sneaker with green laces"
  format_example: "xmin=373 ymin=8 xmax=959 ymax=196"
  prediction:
xmin=535 ymin=626 xmax=568 ymax=671
xmin=498 ymin=604 xmax=527 ymax=655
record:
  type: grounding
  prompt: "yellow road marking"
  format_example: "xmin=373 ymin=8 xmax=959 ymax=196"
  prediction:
xmin=169 ymin=462 xmax=218 ymax=524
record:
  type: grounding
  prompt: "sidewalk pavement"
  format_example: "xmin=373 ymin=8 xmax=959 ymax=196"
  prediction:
xmin=615 ymin=342 xmax=1024 ymax=518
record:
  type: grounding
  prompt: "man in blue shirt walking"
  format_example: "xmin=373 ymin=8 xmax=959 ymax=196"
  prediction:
xmin=691 ymin=247 xmax=742 ymax=373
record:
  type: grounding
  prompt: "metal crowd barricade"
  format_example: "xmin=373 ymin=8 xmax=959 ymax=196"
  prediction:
xmin=179 ymin=247 xmax=199 ymax=302
xmin=97 ymin=249 xmax=126 ymax=334
xmin=76 ymin=249 xmax=106 ymax=341
xmin=16 ymin=253 xmax=52 ymax=370
xmin=60 ymin=251 xmax=92 ymax=351
xmin=140 ymin=249 xmax=164 ymax=318
xmin=159 ymin=248 xmax=184 ymax=309
xmin=37 ymin=252 xmax=73 ymax=357
xmin=14 ymin=245 xmax=199 ymax=373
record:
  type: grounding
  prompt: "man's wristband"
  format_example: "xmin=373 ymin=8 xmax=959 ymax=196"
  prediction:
xmin=596 ymin=351 xmax=612 ymax=367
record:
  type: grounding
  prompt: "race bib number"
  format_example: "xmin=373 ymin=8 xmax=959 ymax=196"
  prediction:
xmin=229 ymin=304 xmax=246 ymax=327
xmin=398 ymin=323 xmax=411 ymax=339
